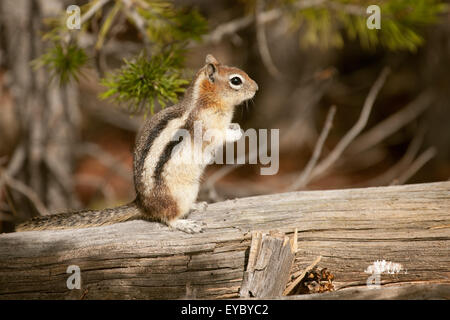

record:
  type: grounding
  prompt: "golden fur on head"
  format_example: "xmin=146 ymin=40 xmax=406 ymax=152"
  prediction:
xmin=197 ymin=54 xmax=258 ymax=110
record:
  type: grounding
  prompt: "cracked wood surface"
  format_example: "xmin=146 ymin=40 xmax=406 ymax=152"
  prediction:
xmin=0 ymin=181 xmax=449 ymax=299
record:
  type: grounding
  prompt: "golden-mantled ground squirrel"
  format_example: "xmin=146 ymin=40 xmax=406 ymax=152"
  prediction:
xmin=17 ymin=54 xmax=258 ymax=233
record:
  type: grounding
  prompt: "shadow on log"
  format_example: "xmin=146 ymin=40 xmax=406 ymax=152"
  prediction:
xmin=0 ymin=182 xmax=449 ymax=299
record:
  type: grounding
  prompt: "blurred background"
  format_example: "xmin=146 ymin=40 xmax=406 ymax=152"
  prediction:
xmin=0 ymin=0 xmax=449 ymax=233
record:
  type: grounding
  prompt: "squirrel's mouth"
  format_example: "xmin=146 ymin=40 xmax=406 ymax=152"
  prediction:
xmin=234 ymin=90 xmax=257 ymax=107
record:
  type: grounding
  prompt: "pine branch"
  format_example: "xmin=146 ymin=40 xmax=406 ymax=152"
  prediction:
xmin=100 ymin=50 xmax=189 ymax=114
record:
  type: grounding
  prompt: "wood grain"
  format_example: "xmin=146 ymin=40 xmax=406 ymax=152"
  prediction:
xmin=0 ymin=181 xmax=449 ymax=299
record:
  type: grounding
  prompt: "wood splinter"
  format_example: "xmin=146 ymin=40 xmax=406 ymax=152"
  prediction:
xmin=239 ymin=229 xmax=298 ymax=298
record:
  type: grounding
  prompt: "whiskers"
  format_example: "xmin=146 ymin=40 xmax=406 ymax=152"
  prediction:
xmin=249 ymin=97 xmax=255 ymax=107
xmin=237 ymin=97 xmax=256 ymax=120
xmin=246 ymin=97 xmax=256 ymax=113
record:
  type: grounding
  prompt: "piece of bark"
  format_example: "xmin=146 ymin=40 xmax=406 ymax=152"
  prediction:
xmin=240 ymin=231 xmax=296 ymax=298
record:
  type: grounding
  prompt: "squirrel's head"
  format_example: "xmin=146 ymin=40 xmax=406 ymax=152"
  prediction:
xmin=193 ymin=54 xmax=258 ymax=109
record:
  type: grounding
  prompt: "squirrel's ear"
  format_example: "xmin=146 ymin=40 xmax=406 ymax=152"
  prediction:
xmin=205 ymin=54 xmax=219 ymax=83
xmin=205 ymin=54 xmax=219 ymax=65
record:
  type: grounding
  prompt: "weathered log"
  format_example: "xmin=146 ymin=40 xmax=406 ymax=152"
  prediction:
xmin=0 ymin=181 xmax=449 ymax=299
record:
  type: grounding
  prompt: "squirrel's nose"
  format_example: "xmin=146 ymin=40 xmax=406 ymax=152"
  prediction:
xmin=254 ymin=82 xmax=259 ymax=91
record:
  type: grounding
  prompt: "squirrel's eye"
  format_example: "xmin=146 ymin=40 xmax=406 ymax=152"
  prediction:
xmin=229 ymin=75 xmax=244 ymax=89
xmin=230 ymin=77 xmax=242 ymax=86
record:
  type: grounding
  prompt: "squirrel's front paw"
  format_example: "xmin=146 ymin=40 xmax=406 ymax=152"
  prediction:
xmin=226 ymin=123 xmax=242 ymax=142
xmin=168 ymin=219 xmax=204 ymax=234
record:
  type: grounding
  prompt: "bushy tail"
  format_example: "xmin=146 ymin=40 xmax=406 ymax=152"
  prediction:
xmin=16 ymin=201 xmax=142 ymax=231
